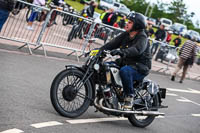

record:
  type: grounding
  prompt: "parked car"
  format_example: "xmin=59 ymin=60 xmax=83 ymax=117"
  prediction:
xmin=98 ymin=0 xmax=115 ymax=10
xmin=160 ymin=18 xmax=172 ymax=30
xmin=115 ymin=4 xmax=130 ymax=16
xmin=184 ymin=30 xmax=200 ymax=42
xmin=170 ymin=23 xmax=187 ymax=36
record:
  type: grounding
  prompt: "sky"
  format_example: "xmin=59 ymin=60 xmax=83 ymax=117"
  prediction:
xmin=147 ymin=0 xmax=200 ymax=26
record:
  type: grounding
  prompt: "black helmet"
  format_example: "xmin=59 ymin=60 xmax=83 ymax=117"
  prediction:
xmin=127 ymin=11 xmax=147 ymax=31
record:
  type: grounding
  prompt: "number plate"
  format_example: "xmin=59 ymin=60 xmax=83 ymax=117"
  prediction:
xmin=89 ymin=50 xmax=99 ymax=56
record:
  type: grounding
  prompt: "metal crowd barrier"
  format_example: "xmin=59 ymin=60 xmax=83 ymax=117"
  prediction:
xmin=0 ymin=0 xmax=125 ymax=60
xmin=0 ymin=0 xmax=50 ymax=54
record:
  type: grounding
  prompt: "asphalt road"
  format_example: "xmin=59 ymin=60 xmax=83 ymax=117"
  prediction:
xmin=0 ymin=49 xmax=200 ymax=133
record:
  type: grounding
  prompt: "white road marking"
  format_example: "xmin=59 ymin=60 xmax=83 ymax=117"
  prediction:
xmin=66 ymin=116 xmax=165 ymax=124
xmin=30 ymin=121 xmax=63 ymax=128
xmin=167 ymin=88 xmax=200 ymax=94
xmin=191 ymin=114 xmax=200 ymax=117
xmin=66 ymin=117 xmax=127 ymax=124
xmin=166 ymin=93 xmax=178 ymax=96
xmin=0 ymin=128 xmax=24 ymax=133
xmin=177 ymin=97 xmax=200 ymax=106
xmin=156 ymin=116 xmax=165 ymax=118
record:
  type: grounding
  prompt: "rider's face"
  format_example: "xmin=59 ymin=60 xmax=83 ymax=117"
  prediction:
xmin=125 ymin=20 xmax=134 ymax=32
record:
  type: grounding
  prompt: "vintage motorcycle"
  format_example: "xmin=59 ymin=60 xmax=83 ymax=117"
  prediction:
xmin=50 ymin=49 xmax=167 ymax=128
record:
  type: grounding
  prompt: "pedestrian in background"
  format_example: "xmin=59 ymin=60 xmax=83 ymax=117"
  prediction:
xmin=27 ymin=0 xmax=45 ymax=30
xmin=102 ymin=8 xmax=118 ymax=26
xmin=151 ymin=24 xmax=166 ymax=55
xmin=173 ymin=34 xmax=182 ymax=48
xmin=171 ymin=39 xmax=197 ymax=83
xmin=146 ymin=24 xmax=154 ymax=37
xmin=165 ymin=30 xmax=173 ymax=44
xmin=0 ymin=0 xmax=15 ymax=32
xmin=118 ymin=15 xmax=126 ymax=29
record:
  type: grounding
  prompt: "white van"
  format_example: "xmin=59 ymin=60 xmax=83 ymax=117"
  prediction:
xmin=160 ymin=18 xmax=172 ymax=30
xmin=99 ymin=0 xmax=115 ymax=10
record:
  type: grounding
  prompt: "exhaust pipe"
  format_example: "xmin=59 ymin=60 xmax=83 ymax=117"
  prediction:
xmin=94 ymin=98 xmax=165 ymax=116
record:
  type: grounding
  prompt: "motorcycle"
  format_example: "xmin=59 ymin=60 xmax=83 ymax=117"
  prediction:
xmin=62 ymin=6 xmax=78 ymax=26
xmin=67 ymin=8 xmax=91 ymax=42
xmin=50 ymin=49 xmax=167 ymax=128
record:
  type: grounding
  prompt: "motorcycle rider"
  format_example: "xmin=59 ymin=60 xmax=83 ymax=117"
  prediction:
xmin=100 ymin=12 xmax=151 ymax=109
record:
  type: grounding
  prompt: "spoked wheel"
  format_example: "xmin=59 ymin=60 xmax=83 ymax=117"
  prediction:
xmin=50 ymin=69 xmax=92 ymax=118
xmin=67 ymin=25 xmax=78 ymax=42
xmin=128 ymin=89 xmax=159 ymax=128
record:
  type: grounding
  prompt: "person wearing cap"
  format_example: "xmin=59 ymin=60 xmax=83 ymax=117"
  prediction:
xmin=100 ymin=12 xmax=151 ymax=109
xmin=166 ymin=30 xmax=173 ymax=44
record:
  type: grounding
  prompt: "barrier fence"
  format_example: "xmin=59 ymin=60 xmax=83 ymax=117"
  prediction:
xmin=0 ymin=0 xmax=124 ymax=60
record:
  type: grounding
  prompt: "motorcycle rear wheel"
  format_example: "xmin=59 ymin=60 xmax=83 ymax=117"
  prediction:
xmin=50 ymin=69 xmax=92 ymax=118
xmin=128 ymin=94 xmax=159 ymax=128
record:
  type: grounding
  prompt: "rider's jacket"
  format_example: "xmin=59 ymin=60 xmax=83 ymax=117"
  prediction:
xmin=101 ymin=30 xmax=152 ymax=75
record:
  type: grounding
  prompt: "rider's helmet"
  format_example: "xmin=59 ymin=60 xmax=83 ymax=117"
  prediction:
xmin=127 ymin=11 xmax=147 ymax=32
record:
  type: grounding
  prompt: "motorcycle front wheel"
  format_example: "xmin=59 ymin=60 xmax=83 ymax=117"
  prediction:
xmin=128 ymin=94 xmax=159 ymax=128
xmin=50 ymin=69 xmax=93 ymax=118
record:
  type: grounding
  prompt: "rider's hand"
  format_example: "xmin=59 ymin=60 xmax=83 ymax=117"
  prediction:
xmin=110 ymin=49 xmax=125 ymax=57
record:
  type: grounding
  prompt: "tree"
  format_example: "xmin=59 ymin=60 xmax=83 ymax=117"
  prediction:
xmin=168 ymin=0 xmax=187 ymax=22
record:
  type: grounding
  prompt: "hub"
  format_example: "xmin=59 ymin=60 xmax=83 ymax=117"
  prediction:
xmin=62 ymin=85 xmax=77 ymax=102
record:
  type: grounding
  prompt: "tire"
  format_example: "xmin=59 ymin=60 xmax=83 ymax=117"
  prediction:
xmin=62 ymin=15 xmax=68 ymax=26
xmin=128 ymin=94 xmax=159 ymax=128
xmin=50 ymin=69 xmax=93 ymax=118
xmin=67 ymin=25 xmax=78 ymax=42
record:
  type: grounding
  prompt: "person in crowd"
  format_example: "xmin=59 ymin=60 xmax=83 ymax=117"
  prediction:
xmin=146 ymin=24 xmax=154 ymax=37
xmin=0 ymin=0 xmax=15 ymax=32
xmin=173 ymin=34 xmax=182 ymax=48
xmin=150 ymin=24 xmax=166 ymax=55
xmin=165 ymin=30 xmax=173 ymax=44
xmin=171 ymin=38 xmax=197 ymax=83
xmin=100 ymin=12 xmax=151 ymax=109
xmin=27 ymin=0 xmax=45 ymax=30
xmin=86 ymin=0 xmax=97 ymax=18
xmin=156 ymin=18 xmax=161 ymax=26
xmin=118 ymin=15 xmax=126 ymax=29
xmin=102 ymin=8 xmax=118 ymax=26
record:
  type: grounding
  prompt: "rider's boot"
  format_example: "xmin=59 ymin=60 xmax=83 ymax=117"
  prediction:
xmin=123 ymin=96 xmax=133 ymax=110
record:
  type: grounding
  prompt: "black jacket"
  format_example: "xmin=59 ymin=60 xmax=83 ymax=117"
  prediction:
xmin=155 ymin=28 xmax=166 ymax=41
xmin=102 ymin=12 xmax=117 ymax=26
xmin=118 ymin=18 xmax=125 ymax=28
xmin=0 ymin=0 xmax=15 ymax=11
xmin=173 ymin=38 xmax=181 ymax=47
xmin=86 ymin=5 xmax=95 ymax=18
xmin=101 ymin=30 xmax=152 ymax=75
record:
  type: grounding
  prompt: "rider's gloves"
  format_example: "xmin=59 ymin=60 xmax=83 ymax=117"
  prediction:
xmin=110 ymin=49 xmax=125 ymax=57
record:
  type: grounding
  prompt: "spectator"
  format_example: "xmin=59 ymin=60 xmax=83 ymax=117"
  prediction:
xmin=173 ymin=34 xmax=182 ymax=48
xmin=27 ymin=0 xmax=45 ymax=30
xmin=146 ymin=24 xmax=154 ymax=37
xmin=165 ymin=30 xmax=173 ymax=43
xmin=0 ymin=0 xmax=15 ymax=32
xmin=151 ymin=24 xmax=166 ymax=55
xmin=86 ymin=0 xmax=97 ymax=18
xmin=118 ymin=15 xmax=126 ymax=29
xmin=171 ymin=39 xmax=197 ymax=83
xmin=102 ymin=8 xmax=118 ymax=26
